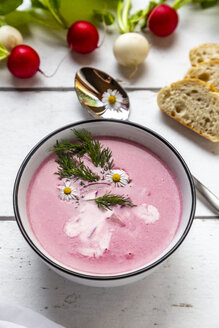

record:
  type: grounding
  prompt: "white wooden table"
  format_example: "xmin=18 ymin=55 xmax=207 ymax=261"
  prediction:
xmin=0 ymin=1 xmax=219 ymax=327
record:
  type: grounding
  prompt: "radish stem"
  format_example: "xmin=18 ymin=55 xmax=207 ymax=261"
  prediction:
xmin=173 ymin=0 xmax=192 ymax=10
xmin=117 ymin=1 xmax=126 ymax=33
xmin=0 ymin=41 xmax=9 ymax=60
xmin=121 ymin=0 xmax=131 ymax=33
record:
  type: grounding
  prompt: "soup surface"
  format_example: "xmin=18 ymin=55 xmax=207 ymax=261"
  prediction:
xmin=27 ymin=136 xmax=182 ymax=275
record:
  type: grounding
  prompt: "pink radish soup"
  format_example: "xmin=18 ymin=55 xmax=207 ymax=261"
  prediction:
xmin=27 ymin=136 xmax=182 ymax=275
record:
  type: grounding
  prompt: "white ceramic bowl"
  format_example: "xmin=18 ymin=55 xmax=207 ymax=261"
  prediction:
xmin=13 ymin=120 xmax=196 ymax=287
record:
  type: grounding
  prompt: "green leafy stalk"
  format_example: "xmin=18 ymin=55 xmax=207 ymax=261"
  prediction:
xmin=173 ymin=0 xmax=192 ymax=10
xmin=116 ymin=0 xmax=162 ymax=33
xmin=0 ymin=17 xmax=5 ymax=26
xmin=4 ymin=8 xmax=64 ymax=29
xmin=56 ymin=151 xmax=100 ymax=182
xmin=90 ymin=193 xmax=135 ymax=211
xmin=198 ymin=0 xmax=219 ymax=8
xmin=37 ymin=0 xmax=67 ymax=28
xmin=128 ymin=9 xmax=144 ymax=31
xmin=117 ymin=0 xmax=131 ymax=33
xmin=93 ymin=9 xmax=115 ymax=26
xmin=5 ymin=0 xmax=118 ymax=29
xmin=121 ymin=0 xmax=132 ymax=32
xmin=0 ymin=41 xmax=9 ymax=61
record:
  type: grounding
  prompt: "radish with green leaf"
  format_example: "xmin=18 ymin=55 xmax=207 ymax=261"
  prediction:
xmin=111 ymin=0 xmax=150 ymax=76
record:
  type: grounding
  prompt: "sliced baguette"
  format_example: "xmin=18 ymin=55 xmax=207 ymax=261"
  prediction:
xmin=189 ymin=43 xmax=219 ymax=66
xmin=185 ymin=60 xmax=219 ymax=91
xmin=157 ymin=79 xmax=219 ymax=142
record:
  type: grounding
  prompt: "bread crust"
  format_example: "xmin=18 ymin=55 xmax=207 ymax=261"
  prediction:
xmin=170 ymin=78 xmax=219 ymax=93
xmin=157 ymin=79 xmax=219 ymax=142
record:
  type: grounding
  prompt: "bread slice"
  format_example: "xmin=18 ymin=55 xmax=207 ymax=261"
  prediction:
xmin=185 ymin=60 xmax=219 ymax=91
xmin=157 ymin=79 xmax=219 ymax=142
xmin=189 ymin=43 xmax=219 ymax=66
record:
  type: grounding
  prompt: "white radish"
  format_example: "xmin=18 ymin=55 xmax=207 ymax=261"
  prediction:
xmin=0 ymin=25 xmax=23 ymax=51
xmin=113 ymin=32 xmax=150 ymax=76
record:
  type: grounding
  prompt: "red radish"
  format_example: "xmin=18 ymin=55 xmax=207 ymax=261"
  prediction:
xmin=67 ymin=21 xmax=99 ymax=54
xmin=147 ymin=4 xmax=178 ymax=37
xmin=7 ymin=45 xmax=40 ymax=79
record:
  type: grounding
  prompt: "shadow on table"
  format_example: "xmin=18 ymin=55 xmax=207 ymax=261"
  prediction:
xmin=4 ymin=73 xmax=44 ymax=88
xmin=146 ymin=32 xmax=178 ymax=50
xmin=70 ymin=51 xmax=98 ymax=67
xmin=116 ymin=63 xmax=148 ymax=84
xmin=35 ymin=251 xmax=191 ymax=328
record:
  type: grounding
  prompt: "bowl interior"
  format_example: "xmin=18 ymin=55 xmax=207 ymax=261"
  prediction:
xmin=14 ymin=120 xmax=195 ymax=279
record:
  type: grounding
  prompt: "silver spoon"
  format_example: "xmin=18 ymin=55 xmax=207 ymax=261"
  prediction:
xmin=193 ymin=176 xmax=219 ymax=214
xmin=75 ymin=67 xmax=219 ymax=214
xmin=75 ymin=67 xmax=129 ymax=120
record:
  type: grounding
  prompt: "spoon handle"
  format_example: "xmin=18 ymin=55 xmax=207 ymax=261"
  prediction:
xmin=193 ymin=176 xmax=219 ymax=214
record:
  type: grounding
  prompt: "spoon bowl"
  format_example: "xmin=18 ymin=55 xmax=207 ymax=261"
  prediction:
xmin=75 ymin=67 xmax=130 ymax=120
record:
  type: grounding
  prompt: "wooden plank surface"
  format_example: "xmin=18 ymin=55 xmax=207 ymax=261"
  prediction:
xmin=0 ymin=219 xmax=218 ymax=328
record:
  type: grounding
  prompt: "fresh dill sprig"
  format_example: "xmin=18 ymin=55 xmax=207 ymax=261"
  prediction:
xmin=52 ymin=129 xmax=114 ymax=170
xmin=56 ymin=151 xmax=100 ymax=182
xmin=52 ymin=129 xmax=115 ymax=183
xmin=51 ymin=140 xmax=87 ymax=157
xmin=73 ymin=128 xmax=92 ymax=144
xmin=89 ymin=193 xmax=135 ymax=211
xmin=73 ymin=129 xmax=114 ymax=170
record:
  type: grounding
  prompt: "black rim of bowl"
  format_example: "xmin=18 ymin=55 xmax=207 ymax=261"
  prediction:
xmin=13 ymin=119 xmax=196 ymax=281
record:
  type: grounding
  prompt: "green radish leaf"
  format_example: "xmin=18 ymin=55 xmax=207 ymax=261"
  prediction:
xmin=39 ymin=0 xmax=60 ymax=9
xmin=128 ymin=9 xmax=143 ymax=23
xmin=0 ymin=17 xmax=5 ymax=26
xmin=0 ymin=0 xmax=23 ymax=15
xmin=58 ymin=0 xmax=118 ymax=28
xmin=93 ymin=9 xmax=115 ymax=25
xmin=38 ymin=0 xmax=66 ymax=27
xmin=31 ymin=0 xmax=48 ymax=9
xmin=5 ymin=8 xmax=63 ymax=29
xmin=147 ymin=1 xmax=158 ymax=14
xmin=4 ymin=11 xmax=30 ymax=27
xmin=192 ymin=0 xmax=219 ymax=8
xmin=0 ymin=41 xmax=9 ymax=61
xmin=4 ymin=10 xmax=31 ymax=27
xmin=6 ymin=0 xmax=119 ymax=29
xmin=140 ymin=1 xmax=157 ymax=29
xmin=200 ymin=0 xmax=219 ymax=7
xmin=128 ymin=9 xmax=143 ymax=31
